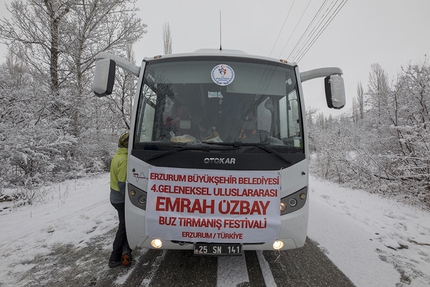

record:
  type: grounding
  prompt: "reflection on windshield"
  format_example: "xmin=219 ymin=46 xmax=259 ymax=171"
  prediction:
xmin=134 ymin=57 xmax=303 ymax=152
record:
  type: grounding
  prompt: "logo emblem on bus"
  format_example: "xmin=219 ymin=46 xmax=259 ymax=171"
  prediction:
xmin=211 ymin=64 xmax=235 ymax=86
xmin=133 ymin=172 xmax=147 ymax=181
xmin=204 ymin=158 xmax=236 ymax=164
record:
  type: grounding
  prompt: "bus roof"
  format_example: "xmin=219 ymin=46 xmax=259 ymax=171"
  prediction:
xmin=142 ymin=49 xmax=295 ymax=67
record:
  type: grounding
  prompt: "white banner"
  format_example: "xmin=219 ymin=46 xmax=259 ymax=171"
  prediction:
xmin=145 ymin=166 xmax=281 ymax=243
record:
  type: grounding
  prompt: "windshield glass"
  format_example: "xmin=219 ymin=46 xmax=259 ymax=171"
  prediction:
xmin=134 ymin=56 xmax=303 ymax=152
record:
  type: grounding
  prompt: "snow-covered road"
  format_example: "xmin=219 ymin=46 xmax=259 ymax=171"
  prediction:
xmin=0 ymin=174 xmax=429 ymax=286
xmin=308 ymin=176 xmax=430 ymax=287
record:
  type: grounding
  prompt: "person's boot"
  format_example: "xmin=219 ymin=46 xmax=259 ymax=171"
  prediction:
xmin=122 ymin=248 xmax=132 ymax=266
xmin=108 ymin=260 xmax=121 ymax=268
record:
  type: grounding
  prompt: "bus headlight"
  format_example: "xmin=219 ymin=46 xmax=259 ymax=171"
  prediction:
xmin=280 ymin=202 xmax=287 ymax=212
xmin=151 ymin=239 xmax=163 ymax=248
xmin=128 ymin=183 xmax=147 ymax=210
xmin=280 ymin=186 xmax=307 ymax=215
xmin=273 ymin=240 xmax=284 ymax=250
xmin=138 ymin=196 xmax=147 ymax=205
xmin=289 ymin=198 xmax=297 ymax=207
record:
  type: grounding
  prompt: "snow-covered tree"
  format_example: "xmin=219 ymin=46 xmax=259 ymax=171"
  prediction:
xmin=0 ymin=56 xmax=75 ymax=188
xmin=0 ymin=0 xmax=146 ymax=191
xmin=163 ymin=22 xmax=172 ymax=55
xmin=309 ymin=60 xmax=430 ymax=208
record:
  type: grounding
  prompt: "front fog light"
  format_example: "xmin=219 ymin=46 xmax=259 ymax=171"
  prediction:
xmin=273 ymin=240 xmax=284 ymax=250
xmin=151 ymin=239 xmax=163 ymax=248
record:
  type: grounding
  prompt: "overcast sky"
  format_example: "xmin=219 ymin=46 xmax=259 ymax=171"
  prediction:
xmin=1 ymin=0 xmax=429 ymax=116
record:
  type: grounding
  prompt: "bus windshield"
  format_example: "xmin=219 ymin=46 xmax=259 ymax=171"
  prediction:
xmin=134 ymin=56 xmax=303 ymax=152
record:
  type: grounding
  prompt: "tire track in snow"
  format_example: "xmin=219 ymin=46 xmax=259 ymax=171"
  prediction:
xmin=217 ymin=253 xmax=249 ymax=286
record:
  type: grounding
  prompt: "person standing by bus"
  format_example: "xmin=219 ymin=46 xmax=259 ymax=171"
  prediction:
xmin=108 ymin=133 xmax=132 ymax=268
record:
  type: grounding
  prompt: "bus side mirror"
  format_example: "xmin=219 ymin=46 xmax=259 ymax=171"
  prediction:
xmin=324 ymin=75 xmax=345 ymax=109
xmin=92 ymin=59 xmax=116 ymax=97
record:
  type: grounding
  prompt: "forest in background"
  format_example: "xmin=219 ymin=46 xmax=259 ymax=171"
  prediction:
xmin=0 ymin=1 xmax=428 ymax=209
xmin=309 ymin=62 xmax=430 ymax=209
xmin=0 ymin=0 xmax=145 ymax=203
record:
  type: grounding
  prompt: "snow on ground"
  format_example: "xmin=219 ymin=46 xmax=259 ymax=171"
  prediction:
xmin=308 ymin=176 xmax=430 ymax=287
xmin=0 ymin=174 xmax=117 ymax=286
xmin=0 ymin=173 xmax=429 ymax=286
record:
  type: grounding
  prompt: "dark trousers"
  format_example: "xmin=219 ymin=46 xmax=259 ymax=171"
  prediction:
xmin=110 ymin=202 xmax=131 ymax=262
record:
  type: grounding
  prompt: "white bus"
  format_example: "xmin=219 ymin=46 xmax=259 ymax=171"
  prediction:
xmin=93 ymin=49 xmax=345 ymax=255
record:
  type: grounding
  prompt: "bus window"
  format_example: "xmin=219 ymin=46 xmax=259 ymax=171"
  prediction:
xmin=287 ymin=90 xmax=300 ymax=138
xmin=135 ymin=86 xmax=156 ymax=142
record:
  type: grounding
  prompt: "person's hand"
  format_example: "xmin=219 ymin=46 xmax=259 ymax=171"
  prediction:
xmin=173 ymin=117 xmax=181 ymax=123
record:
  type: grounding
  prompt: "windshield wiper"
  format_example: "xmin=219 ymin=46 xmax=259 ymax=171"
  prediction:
xmin=144 ymin=144 xmax=239 ymax=161
xmin=205 ymin=142 xmax=292 ymax=165
xmin=251 ymin=143 xmax=292 ymax=165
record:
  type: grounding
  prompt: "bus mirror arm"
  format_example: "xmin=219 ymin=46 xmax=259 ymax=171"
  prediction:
xmin=96 ymin=52 xmax=140 ymax=76
xmin=300 ymin=67 xmax=343 ymax=82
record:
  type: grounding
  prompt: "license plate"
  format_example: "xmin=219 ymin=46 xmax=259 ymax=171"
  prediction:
xmin=194 ymin=243 xmax=242 ymax=255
